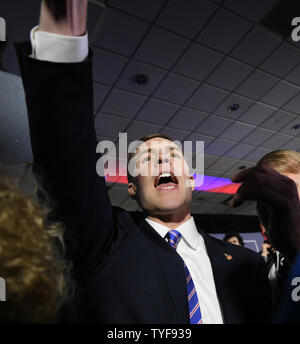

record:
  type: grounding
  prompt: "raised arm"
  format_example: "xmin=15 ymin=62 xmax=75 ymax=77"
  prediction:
xmin=40 ymin=0 xmax=87 ymax=36
xmin=16 ymin=0 xmax=114 ymax=281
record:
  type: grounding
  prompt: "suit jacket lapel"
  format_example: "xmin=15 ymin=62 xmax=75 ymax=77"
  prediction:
xmin=201 ymin=230 xmax=245 ymax=324
xmin=139 ymin=219 xmax=190 ymax=324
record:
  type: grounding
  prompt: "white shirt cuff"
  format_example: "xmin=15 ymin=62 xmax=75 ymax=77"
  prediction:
xmin=30 ymin=26 xmax=89 ymax=63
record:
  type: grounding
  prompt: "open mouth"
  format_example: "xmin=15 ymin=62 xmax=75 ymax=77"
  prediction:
xmin=154 ymin=172 xmax=179 ymax=190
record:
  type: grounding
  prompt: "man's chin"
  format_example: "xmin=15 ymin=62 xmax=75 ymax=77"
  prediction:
xmin=150 ymin=202 xmax=190 ymax=216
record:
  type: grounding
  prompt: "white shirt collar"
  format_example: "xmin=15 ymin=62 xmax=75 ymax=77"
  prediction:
xmin=145 ymin=216 xmax=201 ymax=250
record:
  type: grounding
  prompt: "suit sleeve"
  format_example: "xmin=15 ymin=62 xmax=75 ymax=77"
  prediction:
xmin=16 ymin=42 xmax=114 ymax=281
xmin=249 ymin=254 xmax=273 ymax=323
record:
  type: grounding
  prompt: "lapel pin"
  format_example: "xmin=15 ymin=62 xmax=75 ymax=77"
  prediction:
xmin=224 ymin=253 xmax=233 ymax=261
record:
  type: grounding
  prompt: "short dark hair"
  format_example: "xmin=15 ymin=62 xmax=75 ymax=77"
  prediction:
xmin=223 ymin=231 xmax=244 ymax=246
xmin=127 ymin=133 xmax=174 ymax=184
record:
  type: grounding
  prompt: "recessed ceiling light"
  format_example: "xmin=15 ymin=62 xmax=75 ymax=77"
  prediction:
xmin=227 ymin=103 xmax=240 ymax=112
xmin=238 ymin=165 xmax=247 ymax=170
xmin=130 ymin=74 xmax=148 ymax=86
xmin=292 ymin=123 xmax=300 ymax=130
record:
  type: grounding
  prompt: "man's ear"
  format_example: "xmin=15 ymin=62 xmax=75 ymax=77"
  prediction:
xmin=128 ymin=182 xmax=137 ymax=199
xmin=190 ymin=175 xmax=195 ymax=191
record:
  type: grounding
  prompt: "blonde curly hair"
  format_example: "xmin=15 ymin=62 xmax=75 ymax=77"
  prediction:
xmin=0 ymin=177 xmax=72 ymax=323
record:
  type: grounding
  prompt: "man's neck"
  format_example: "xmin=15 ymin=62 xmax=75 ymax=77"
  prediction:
xmin=147 ymin=211 xmax=192 ymax=230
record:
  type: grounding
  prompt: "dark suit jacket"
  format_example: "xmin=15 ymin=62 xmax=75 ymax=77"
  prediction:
xmin=16 ymin=42 xmax=272 ymax=324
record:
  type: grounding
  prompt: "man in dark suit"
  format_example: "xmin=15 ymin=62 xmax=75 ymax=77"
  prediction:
xmin=16 ymin=0 xmax=273 ymax=324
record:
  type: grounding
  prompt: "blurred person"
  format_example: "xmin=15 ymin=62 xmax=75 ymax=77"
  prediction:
xmin=223 ymin=231 xmax=244 ymax=247
xmin=231 ymin=150 xmax=300 ymax=322
xmin=14 ymin=0 xmax=273 ymax=324
xmin=0 ymin=177 xmax=72 ymax=323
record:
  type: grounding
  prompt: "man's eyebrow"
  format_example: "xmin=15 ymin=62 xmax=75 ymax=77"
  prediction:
xmin=136 ymin=147 xmax=153 ymax=156
xmin=137 ymin=146 xmax=182 ymax=155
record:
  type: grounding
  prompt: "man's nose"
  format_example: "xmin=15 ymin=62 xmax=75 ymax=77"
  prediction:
xmin=157 ymin=156 xmax=170 ymax=164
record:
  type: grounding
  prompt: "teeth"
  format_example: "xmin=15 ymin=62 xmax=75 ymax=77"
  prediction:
xmin=158 ymin=172 xmax=172 ymax=181
xmin=161 ymin=186 xmax=175 ymax=190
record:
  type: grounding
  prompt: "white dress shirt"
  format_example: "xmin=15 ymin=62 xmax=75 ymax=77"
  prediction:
xmin=30 ymin=26 xmax=88 ymax=62
xmin=146 ymin=217 xmax=224 ymax=324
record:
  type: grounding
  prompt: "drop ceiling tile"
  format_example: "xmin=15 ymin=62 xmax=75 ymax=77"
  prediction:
xmin=238 ymin=103 xmax=276 ymax=126
xmin=156 ymin=0 xmax=217 ymax=39
xmin=280 ymin=117 xmax=300 ymax=136
xmin=121 ymin=199 xmax=140 ymax=211
xmin=153 ymin=73 xmax=200 ymax=105
xmin=187 ymin=133 xmax=214 ymax=151
xmin=92 ymin=47 xmax=128 ymax=85
xmin=236 ymin=70 xmax=279 ymax=100
xmin=209 ymin=157 xmax=240 ymax=171
xmin=244 ymin=147 xmax=273 ymax=162
xmin=93 ymin=84 xmax=111 ymax=113
xmin=196 ymin=8 xmax=251 ymax=54
xmin=173 ymin=43 xmax=223 ymax=81
xmin=282 ymin=92 xmax=300 ymax=114
xmin=224 ymin=143 xmax=255 ymax=160
xmin=92 ymin=8 xmax=149 ymax=56
xmin=202 ymin=154 xmax=220 ymax=169
xmin=134 ymin=26 xmax=189 ymax=69
xmin=192 ymin=191 xmax=216 ymax=201
xmin=205 ymin=139 xmax=235 ymax=156
xmin=110 ymin=199 xmax=126 ymax=206
xmin=224 ymin=0 xmax=281 ymax=23
xmin=101 ymin=89 xmax=147 ymax=118
xmin=219 ymin=121 xmax=255 ymax=141
xmin=285 ymin=63 xmax=300 ymax=87
xmin=136 ymin=98 xmax=180 ymax=125
xmin=161 ymin=127 xmax=189 ymax=142
xmin=212 ymin=193 xmax=234 ymax=203
xmin=214 ymin=94 xmax=254 ymax=119
xmin=261 ymin=133 xmax=293 ymax=150
xmin=208 ymin=204 xmax=229 ymax=214
xmin=281 ymin=137 xmax=300 ymax=151
xmin=97 ymin=135 xmax=118 ymax=143
xmin=87 ymin=2 xmax=105 ymax=37
xmin=108 ymin=185 xmax=130 ymax=200
xmin=260 ymin=81 xmax=299 ymax=107
xmin=260 ymin=43 xmax=300 ymax=78
xmin=260 ymin=110 xmax=296 ymax=131
xmin=206 ymin=58 xmax=253 ymax=91
xmin=107 ymin=0 xmax=166 ymax=22
xmin=126 ymin=120 xmax=162 ymax=141
xmin=230 ymin=27 xmax=281 ymax=67
xmin=190 ymin=203 xmax=213 ymax=214
xmin=168 ymin=108 xmax=208 ymax=131
xmin=242 ymin=127 xmax=275 ymax=145
xmin=203 ymin=169 xmax=223 ymax=178
xmin=186 ymin=84 xmax=229 ymax=112
xmin=195 ymin=115 xmax=233 ymax=136
xmin=95 ymin=113 xmax=131 ymax=137
xmin=227 ymin=160 xmax=256 ymax=173
xmin=116 ymin=60 xmax=167 ymax=95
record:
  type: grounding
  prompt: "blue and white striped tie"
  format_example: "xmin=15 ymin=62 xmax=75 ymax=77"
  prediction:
xmin=166 ymin=229 xmax=203 ymax=324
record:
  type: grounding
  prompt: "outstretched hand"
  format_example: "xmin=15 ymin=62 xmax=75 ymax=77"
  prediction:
xmin=231 ymin=164 xmax=300 ymax=261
